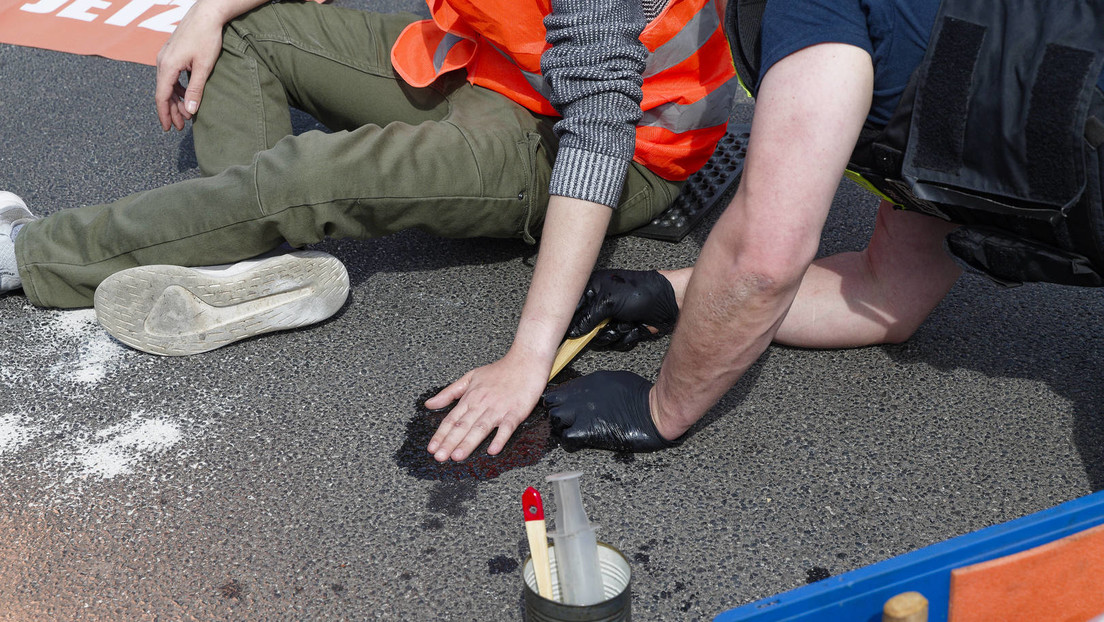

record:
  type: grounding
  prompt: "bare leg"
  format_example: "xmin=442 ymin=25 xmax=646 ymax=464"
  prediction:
xmin=775 ymin=200 xmax=961 ymax=347
xmin=662 ymin=200 xmax=960 ymax=347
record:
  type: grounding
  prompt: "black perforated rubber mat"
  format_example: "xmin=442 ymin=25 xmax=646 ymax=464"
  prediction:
xmin=632 ymin=123 xmax=750 ymax=242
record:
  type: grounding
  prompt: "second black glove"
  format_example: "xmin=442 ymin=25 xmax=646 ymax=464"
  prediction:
xmin=543 ymin=370 xmax=678 ymax=453
xmin=568 ymin=269 xmax=679 ymax=351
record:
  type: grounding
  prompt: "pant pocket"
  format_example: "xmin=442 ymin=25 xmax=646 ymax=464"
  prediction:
xmin=515 ymin=131 xmax=551 ymax=243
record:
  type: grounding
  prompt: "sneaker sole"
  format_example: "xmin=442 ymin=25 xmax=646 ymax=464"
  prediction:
xmin=94 ymin=251 xmax=350 ymax=356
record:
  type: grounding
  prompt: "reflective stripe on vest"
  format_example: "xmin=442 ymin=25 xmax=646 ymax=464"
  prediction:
xmin=643 ymin=0 xmax=721 ymax=79
xmin=433 ymin=33 xmax=465 ymax=74
xmin=391 ymin=0 xmax=738 ymax=180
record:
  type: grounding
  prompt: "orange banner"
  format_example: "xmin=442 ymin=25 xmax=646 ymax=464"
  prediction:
xmin=0 ymin=0 xmax=193 ymax=65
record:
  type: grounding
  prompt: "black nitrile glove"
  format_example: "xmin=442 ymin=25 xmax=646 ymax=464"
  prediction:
xmin=568 ymin=269 xmax=679 ymax=352
xmin=543 ymin=370 xmax=678 ymax=453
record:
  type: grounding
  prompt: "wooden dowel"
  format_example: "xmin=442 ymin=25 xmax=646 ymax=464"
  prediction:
xmin=883 ymin=591 xmax=928 ymax=622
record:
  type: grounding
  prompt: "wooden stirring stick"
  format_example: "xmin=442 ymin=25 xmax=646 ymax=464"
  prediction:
xmin=548 ymin=319 xmax=610 ymax=381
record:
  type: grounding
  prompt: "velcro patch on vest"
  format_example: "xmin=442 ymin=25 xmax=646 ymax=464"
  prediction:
xmin=1027 ymin=43 xmax=1097 ymax=203
xmin=902 ymin=0 xmax=1104 ymax=217
xmin=912 ymin=16 xmax=985 ymax=175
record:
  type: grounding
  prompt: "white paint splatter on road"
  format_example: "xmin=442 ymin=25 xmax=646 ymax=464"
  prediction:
xmin=1 ymin=306 xmax=212 ymax=496
xmin=0 ymin=414 xmax=39 ymax=454
xmin=69 ymin=414 xmax=184 ymax=480
xmin=47 ymin=309 xmax=127 ymax=385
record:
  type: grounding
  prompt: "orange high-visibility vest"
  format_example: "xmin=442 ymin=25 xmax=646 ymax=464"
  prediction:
xmin=390 ymin=0 xmax=738 ymax=180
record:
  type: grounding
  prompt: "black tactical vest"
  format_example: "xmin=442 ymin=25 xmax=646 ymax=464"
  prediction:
xmin=725 ymin=0 xmax=1104 ymax=287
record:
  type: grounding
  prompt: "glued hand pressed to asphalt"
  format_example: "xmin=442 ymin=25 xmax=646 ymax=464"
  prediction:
xmin=568 ymin=269 xmax=679 ymax=351
xmin=544 ymin=370 xmax=678 ymax=453
xmin=424 ymin=352 xmax=549 ymax=462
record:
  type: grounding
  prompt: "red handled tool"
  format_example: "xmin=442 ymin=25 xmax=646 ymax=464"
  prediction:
xmin=523 ymin=486 xmax=554 ymax=599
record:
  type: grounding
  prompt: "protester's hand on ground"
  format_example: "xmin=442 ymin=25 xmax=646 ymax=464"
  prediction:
xmin=544 ymin=370 xmax=678 ymax=452
xmin=568 ymin=269 xmax=680 ymax=351
xmin=155 ymin=2 xmax=225 ymax=131
xmin=425 ymin=352 xmax=550 ymax=462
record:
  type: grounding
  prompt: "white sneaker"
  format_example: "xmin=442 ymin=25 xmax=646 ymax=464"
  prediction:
xmin=0 ymin=191 xmax=38 ymax=293
xmin=94 ymin=250 xmax=350 ymax=356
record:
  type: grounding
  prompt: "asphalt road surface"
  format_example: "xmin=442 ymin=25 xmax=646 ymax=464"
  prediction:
xmin=1 ymin=2 xmax=1102 ymax=619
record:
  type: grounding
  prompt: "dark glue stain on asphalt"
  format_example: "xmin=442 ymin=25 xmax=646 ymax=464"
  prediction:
xmin=613 ymin=452 xmax=636 ymax=464
xmin=805 ymin=566 xmax=831 ymax=583
xmin=394 ymin=369 xmax=580 ymax=481
xmin=655 ymin=581 xmax=696 ymax=612
xmin=426 ymin=480 xmax=477 ymax=518
xmin=488 ymin=555 xmax=519 ymax=575
xmin=218 ymin=579 xmax=243 ymax=599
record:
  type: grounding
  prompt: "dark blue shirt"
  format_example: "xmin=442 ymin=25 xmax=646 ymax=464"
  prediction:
xmin=757 ymin=0 xmax=1104 ymax=126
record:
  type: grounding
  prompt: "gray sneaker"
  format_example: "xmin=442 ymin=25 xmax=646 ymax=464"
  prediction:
xmin=0 ymin=191 xmax=39 ymax=293
xmin=94 ymin=250 xmax=350 ymax=356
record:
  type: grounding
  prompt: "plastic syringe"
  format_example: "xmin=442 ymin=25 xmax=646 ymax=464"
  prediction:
xmin=546 ymin=471 xmax=604 ymax=605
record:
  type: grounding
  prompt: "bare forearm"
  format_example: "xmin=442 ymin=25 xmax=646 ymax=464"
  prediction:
xmin=651 ymin=234 xmax=801 ymax=439
xmin=645 ymin=43 xmax=875 ymax=439
xmin=511 ymin=195 xmax=612 ymax=367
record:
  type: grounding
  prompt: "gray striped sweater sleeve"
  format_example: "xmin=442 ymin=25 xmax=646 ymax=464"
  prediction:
xmin=541 ymin=0 xmax=649 ymax=209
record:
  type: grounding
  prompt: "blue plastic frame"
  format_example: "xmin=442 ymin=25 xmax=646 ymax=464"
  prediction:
xmin=714 ymin=490 xmax=1104 ymax=622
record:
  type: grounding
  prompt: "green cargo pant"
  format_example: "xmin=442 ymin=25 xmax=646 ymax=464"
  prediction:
xmin=15 ymin=3 xmax=679 ymax=308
